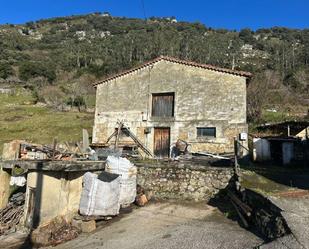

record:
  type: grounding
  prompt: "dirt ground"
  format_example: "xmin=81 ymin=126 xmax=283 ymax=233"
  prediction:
xmin=46 ymin=202 xmax=263 ymax=249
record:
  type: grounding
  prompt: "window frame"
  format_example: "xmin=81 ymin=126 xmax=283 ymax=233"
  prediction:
xmin=196 ymin=127 xmax=216 ymax=138
xmin=151 ymin=92 xmax=175 ymax=118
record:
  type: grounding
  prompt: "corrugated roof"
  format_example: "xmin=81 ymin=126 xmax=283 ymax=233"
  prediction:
xmin=93 ymin=56 xmax=252 ymax=86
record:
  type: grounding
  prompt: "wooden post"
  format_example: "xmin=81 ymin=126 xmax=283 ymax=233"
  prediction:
xmin=114 ymin=122 xmax=123 ymax=150
xmin=234 ymin=137 xmax=239 ymax=176
xmin=52 ymin=138 xmax=57 ymax=160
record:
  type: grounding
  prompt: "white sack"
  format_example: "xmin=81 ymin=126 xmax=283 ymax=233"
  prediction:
xmin=106 ymin=156 xmax=137 ymax=206
xmin=79 ymin=172 xmax=120 ymax=216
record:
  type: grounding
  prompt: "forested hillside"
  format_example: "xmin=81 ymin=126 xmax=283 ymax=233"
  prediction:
xmin=0 ymin=13 xmax=308 ymax=122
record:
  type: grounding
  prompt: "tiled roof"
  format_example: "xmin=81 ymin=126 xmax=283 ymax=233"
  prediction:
xmin=93 ymin=56 xmax=252 ymax=86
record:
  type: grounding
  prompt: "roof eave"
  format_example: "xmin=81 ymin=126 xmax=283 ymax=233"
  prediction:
xmin=93 ymin=56 xmax=252 ymax=87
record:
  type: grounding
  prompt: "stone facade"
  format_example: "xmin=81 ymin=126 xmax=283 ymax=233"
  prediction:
xmin=136 ymin=163 xmax=233 ymax=201
xmin=93 ymin=57 xmax=250 ymax=156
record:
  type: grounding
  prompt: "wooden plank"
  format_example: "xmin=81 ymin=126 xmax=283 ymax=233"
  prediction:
xmin=230 ymin=199 xmax=249 ymax=228
xmin=227 ymin=190 xmax=252 ymax=216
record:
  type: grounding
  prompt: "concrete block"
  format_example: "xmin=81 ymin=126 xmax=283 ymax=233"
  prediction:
xmin=2 ymin=140 xmax=21 ymax=160
xmin=0 ymin=169 xmax=11 ymax=209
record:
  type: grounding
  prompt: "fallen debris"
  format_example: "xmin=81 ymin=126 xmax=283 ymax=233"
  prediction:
xmin=80 ymin=220 xmax=96 ymax=233
xmin=194 ymin=151 xmax=231 ymax=160
xmin=135 ymin=194 xmax=148 ymax=207
xmin=227 ymin=190 xmax=252 ymax=217
xmin=135 ymin=184 xmax=149 ymax=207
xmin=230 ymin=174 xmax=290 ymax=240
xmin=103 ymin=121 xmax=153 ymax=157
xmin=0 ymin=192 xmax=25 ymax=235
xmin=230 ymin=198 xmax=249 ymax=228
xmin=2 ymin=134 xmax=98 ymax=162
xmin=31 ymin=216 xmax=80 ymax=247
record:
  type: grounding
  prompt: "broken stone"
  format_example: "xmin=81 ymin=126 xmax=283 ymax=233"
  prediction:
xmin=31 ymin=227 xmax=51 ymax=247
xmin=81 ymin=220 xmax=96 ymax=233
xmin=136 ymin=194 xmax=148 ymax=206
xmin=72 ymin=219 xmax=83 ymax=230
xmin=31 ymin=216 xmax=79 ymax=247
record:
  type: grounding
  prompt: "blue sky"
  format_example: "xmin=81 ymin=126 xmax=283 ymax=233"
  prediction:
xmin=0 ymin=0 xmax=308 ymax=30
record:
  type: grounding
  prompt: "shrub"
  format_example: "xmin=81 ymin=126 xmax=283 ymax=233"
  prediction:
xmin=67 ymin=96 xmax=86 ymax=108
xmin=0 ymin=62 xmax=13 ymax=79
xmin=19 ymin=62 xmax=56 ymax=83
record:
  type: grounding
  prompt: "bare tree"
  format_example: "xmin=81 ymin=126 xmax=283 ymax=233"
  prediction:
xmin=247 ymin=73 xmax=270 ymax=122
xmin=39 ymin=86 xmax=65 ymax=110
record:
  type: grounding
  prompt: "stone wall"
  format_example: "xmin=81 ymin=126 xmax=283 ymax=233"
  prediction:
xmin=136 ymin=163 xmax=234 ymax=201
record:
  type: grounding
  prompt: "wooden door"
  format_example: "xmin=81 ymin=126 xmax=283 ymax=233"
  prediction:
xmin=154 ymin=128 xmax=170 ymax=158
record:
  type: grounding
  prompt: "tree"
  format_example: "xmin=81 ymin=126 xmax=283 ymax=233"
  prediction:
xmin=239 ymin=28 xmax=255 ymax=44
xmin=66 ymin=75 xmax=95 ymax=111
xmin=247 ymin=73 xmax=270 ymax=122
xmin=0 ymin=62 xmax=13 ymax=79
xmin=38 ymin=86 xmax=65 ymax=110
xmin=19 ymin=62 xmax=56 ymax=83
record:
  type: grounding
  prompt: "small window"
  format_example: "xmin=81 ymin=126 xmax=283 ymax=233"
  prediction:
xmin=197 ymin=127 xmax=216 ymax=138
xmin=152 ymin=92 xmax=174 ymax=117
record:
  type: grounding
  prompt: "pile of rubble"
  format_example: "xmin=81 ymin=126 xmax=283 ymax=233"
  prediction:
xmin=0 ymin=193 xmax=25 ymax=235
xmin=31 ymin=217 xmax=80 ymax=247
xmin=2 ymin=139 xmax=97 ymax=161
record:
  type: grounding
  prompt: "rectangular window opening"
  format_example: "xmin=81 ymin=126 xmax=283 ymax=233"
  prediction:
xmin=151 ymin=92 xmax=174 ymax=117
xmin=197 ymin=127 xmax=216 ymax=138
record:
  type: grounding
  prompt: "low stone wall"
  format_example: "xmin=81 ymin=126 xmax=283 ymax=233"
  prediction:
xmin=136 ymin=163 xmax=234 ymax=201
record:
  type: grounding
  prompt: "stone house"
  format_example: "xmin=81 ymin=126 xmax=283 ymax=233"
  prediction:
xmin=92 ymin=56 xmax=251 ymax=158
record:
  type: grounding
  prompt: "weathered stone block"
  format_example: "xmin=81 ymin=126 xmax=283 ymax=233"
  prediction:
xmin=81 ymin=220 xmax=96 ymax=233
xmin=0 ymin=169 xmax=10 ymax=209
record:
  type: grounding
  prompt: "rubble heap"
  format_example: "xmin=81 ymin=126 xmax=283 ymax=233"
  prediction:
xmin=0 ymin=192 xmax=25 ymax=235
